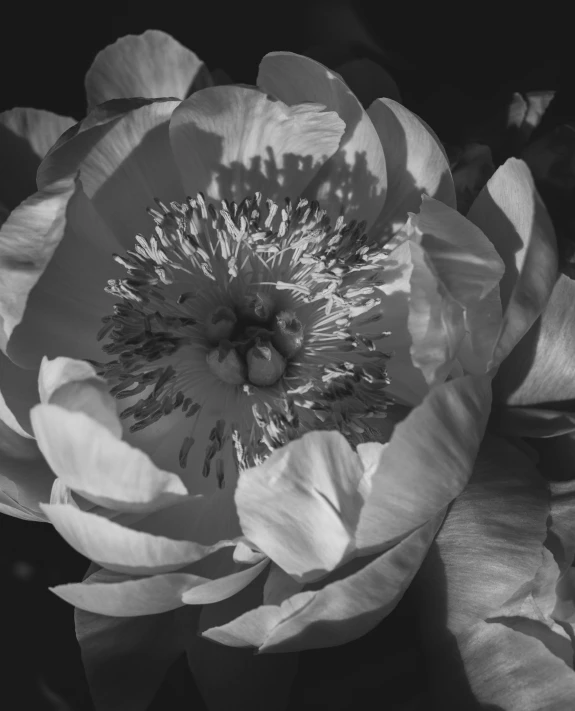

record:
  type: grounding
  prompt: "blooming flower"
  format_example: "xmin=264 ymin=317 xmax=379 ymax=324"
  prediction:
xmin=0 ymin=43 xmax=556 ymax=698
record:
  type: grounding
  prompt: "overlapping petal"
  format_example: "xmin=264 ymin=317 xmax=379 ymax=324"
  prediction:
xmin=367 ymin=99 xmax=455 ymax=240
xmin=258 ymin=52 xmax=387 ymax=227
xmin=0 ymin=108 xmax=75 ymax=210
xmin=169 ymin=85 xmax=345 ymax=205
xmin=467 ymin=158 xmax=558 ymax=369
xmin=85 ymin=30 xmax=208 ymax=110
xmin=38 ymin=99 xmax=183 ymax=244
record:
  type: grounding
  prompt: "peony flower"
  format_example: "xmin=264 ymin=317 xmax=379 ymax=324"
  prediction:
xmin=0 ymin=45 xmax=557 ymax=700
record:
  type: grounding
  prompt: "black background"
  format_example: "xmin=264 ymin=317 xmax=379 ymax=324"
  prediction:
xmin=0 ymin=3 xmax=571 ymax=709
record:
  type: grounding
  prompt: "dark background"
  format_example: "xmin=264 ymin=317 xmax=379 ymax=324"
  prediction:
xmin=0 ymin=3 xmax=571 ymax=709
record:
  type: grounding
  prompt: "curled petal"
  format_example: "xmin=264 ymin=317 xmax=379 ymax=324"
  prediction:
xmin=258 ymin=52 xmax=387 ymax=228
xmin=31 ymin=404 xmax=188 ymax=512
xmin=355 ymin=375 xmax=491 ymax=553
xmin=0 ymin=108 xmax=75 ymax=210
xmin=467 ymin=158 xmax=558 ymax=368
xmin=85 ymin=30 xmax=208 ymax=110
xmin=367 ymin=100 xmax=455 ymax=240
xmin=169 ymin=85 xmax=345 ymax=205
xmin=236 ymin=431 xmax=364 ymax=582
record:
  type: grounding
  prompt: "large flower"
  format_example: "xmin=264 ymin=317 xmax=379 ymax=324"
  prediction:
xmin=0 ymin=44 xmax=555 ymax=689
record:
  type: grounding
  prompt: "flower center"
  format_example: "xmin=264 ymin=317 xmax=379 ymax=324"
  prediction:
xmin=92 ymin=193 xmax=393 ymax=487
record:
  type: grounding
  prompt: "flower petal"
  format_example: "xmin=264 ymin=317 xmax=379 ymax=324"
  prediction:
xmin=31 ymin=404 xmax=189 ymax=512
xmin=75 ymin=604 xmax=193 ymax=711
xmin=37 ymin=99 xmax=183 ymax=245
xmin=169 ymin=85 xmax=345 ymax=205
xmin=367 ymin=99 xmax=455 ymax=240
xmin=0 ymin=351 xmax=38 ymax=437
xmin=466 ymin=158 xmax=558 ymax=368
xmin=0 ymin=108 xmax=75 ymax=210
xmin=236 ymin=431 xmax=364 ymax=582
xmin=355 ymin=374 xmax=491 ymax=553
xmin=335 ymin=58 xmax=401 ymax=107
xmin=258 ymin=52 xmax=387 ymax=227
xmin=413 ymin=435 xmax=549 ymax=633
xmin=0 ymin=175 xmax=76 ymax=352
xmin=494 ymin=274 xmax=575 ymax=409
xmin=38 ymin=356 xmax=122 ymax=437
xmin=41 ymin=502 xmax=244 ymax=575
xmin=52 ymin=556 xmax=268 ymax=615
xmin=5 ymin=186 xmax=124 ymax=369
xmin=202 ymin=515 xmax=441 ymax=651
xmin=85 ymin=30 xmax=208 ymax=110
xmin=433 ymin=620 xmax=575 ymax=710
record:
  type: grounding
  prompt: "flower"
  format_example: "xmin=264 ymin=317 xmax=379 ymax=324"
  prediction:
xmin=0 ymin=46 xmax=551 ymax=656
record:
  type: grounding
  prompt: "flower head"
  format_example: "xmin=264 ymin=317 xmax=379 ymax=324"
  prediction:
xmin=0 ymin=43 xmax=551 ymax=637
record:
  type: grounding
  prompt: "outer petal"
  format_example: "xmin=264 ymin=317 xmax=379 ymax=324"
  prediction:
xmin=41 ymin=503 xmax=245 ymax=575
xmin=258 ymin=52 xmax=387 ymax=228
xmin=431 ymin=620 xmax=575 ymax=711
xmin=85 ymin=30 xmax=208 ymax=110
xmin=53 ymin=556 xmax=268 ymax=615
xmin=32 ymin=403 xmax=189 ymax=512
xmin=202 ymin=514 xmax=441 ymax=652
xmin=466 ymin=158 xmax=558 ymax=368
xmin=169 ymin=85 xmax=345 ymax=206
xmin=412 ymin=435 xmax=549 ymax=634
xmin=37 ymin=99 xmax=183 ymax=245
xmin=235 ymin=431 xmax=364 ymax=583
xmin=494 ymin=274 xmax=575 ymax=409
xmin=75 ymin=604 xmax=193 ymax=711
xmin=0 ymin=416 xmax=53 ymax=521
xmin=6 ymin=186 xmax=124 ymax=369
xmin=0 ymin=108 xmax=75 ymax=210
xmin=355 ymin=375 xmax=491 ymax=553
xmin=0 ymin=176 xmax=76 ymax=352
xmin=367 ymin=99 xmax=455 ymax=240
xmin=0 ymin=351 xmax=38 ymax=437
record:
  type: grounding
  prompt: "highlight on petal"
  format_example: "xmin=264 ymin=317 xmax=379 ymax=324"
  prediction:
xmin=258 ymin=52 xmax=387 ymax=227
xmin=203 ymin=514 xmax=442 ymax=652
xmin=367 ymin=99 xmax=455 ymax=240
xmin=38 ymin=98 xmax=183 ymax=244
xmin=41 ymin=503 xmax=243 ymax=575
xmin=236 ymin=431 xmax=364 ymax=582
xmin=169 ymin=85 xmax=345 ymax=205
xmin=31 ymin=404 xmax=187 ymax=512
xmin=53 ymin=554 xmax=268 ymax=616
xmin=0 ymin=108 xmax=75 ymax=210
xmin=0 ymin=176 xmax=76 ymax=352
xmin=85 ymin=30 xmax=208 ymax=110
xmin=466 ymin=158 xmax=558 ymax=368
xmin=355 ymin=375 xmax=492 ymax=553
xmin=38 ymin=356 xmax=121 ymax=438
